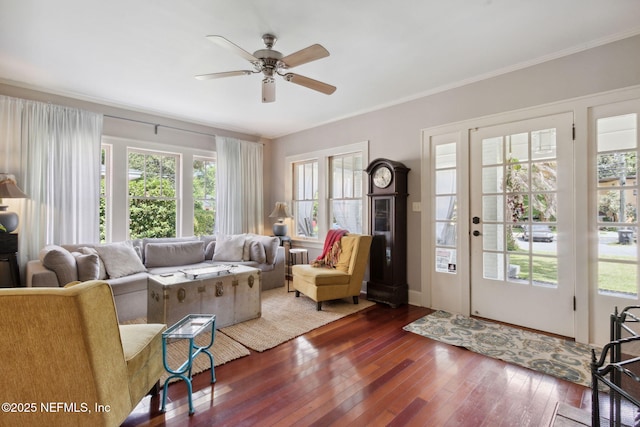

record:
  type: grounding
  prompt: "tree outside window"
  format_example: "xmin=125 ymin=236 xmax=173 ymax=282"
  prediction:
xmin=128 ymin=150 xmax=178 ymax=239
xmin=193 ymin=157 xmax=216 ymax=236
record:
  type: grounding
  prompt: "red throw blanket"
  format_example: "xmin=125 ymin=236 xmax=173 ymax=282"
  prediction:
xmin=312 ymin=229 xmax=349 ymax=268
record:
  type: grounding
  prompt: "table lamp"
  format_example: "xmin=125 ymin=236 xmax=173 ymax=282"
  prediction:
xmin=269 ymin=202 xmax=292 ymax=236
xmin=0 ymin=174 xmax=28 ymax=232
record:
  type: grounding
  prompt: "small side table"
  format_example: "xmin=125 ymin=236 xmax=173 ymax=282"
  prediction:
xmin=287 ymin=248 xmax=308 ymax=292
xmin=0 ymin=233 xmax=20 ymax=287
xmin=161 ymin=314 xmax=216 ymax=415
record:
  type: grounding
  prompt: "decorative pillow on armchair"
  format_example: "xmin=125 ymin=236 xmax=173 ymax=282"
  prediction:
xmin=95 ymin=241 xmax=147 ymax=279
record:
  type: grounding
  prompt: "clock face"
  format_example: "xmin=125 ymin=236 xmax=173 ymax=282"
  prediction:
xmin=373 ymin=165 xmax=393 ymax=188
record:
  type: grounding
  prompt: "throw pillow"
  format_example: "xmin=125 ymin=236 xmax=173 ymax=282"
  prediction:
xmin=249 ymin=240 xmax=267 ymax=264
xmin=144 ymin=241 xmax=205 ymax=268
xmin=95 ymin=241 xmax=146 ymax=279
xmin=205 ymin=241 xmax=216 ymax=260
xmin=72 ymin=252 xmax=100 ymax=281
xmin=250 ymin=235 xmax=280 ymax=265
xmin=78 ymin=246 xmax=108 ymax=280
xmin=40 ymin=245 xmax=78 ymax=285
xmin=212 ymin=234 xmax=246 ymax=261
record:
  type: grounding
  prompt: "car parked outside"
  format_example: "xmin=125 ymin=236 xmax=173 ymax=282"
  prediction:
xmin=522 ymin=224 xmax=555 ymax=242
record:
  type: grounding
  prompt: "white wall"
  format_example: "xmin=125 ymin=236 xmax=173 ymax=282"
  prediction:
xmin=270 ymin=34 xmax=640 ymax=301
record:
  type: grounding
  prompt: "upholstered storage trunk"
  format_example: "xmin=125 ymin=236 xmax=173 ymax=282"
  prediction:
xmin=147 ymin=265 xmax=261 ymax=328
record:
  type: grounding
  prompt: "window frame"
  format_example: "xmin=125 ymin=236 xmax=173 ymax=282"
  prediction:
xmin=192 ymin=155 xmax=217 ymax=236
xmin=285 ymin=141 xmax=369 ymax=243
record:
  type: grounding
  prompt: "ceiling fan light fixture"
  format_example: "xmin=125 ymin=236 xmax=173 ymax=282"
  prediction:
xmin=262 ymin=77 xmax=276 ymax=103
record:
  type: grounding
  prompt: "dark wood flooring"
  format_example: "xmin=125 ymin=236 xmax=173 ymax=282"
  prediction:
xmin=122 ymin=302 xmax=591 ymax=427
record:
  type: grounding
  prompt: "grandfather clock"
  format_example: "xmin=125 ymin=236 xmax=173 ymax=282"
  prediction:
xmin=366 ymin=158 xmax=409 ymax=308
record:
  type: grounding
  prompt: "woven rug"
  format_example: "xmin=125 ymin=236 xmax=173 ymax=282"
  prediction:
xmin=403 ymin=310 xmax=596 ymax=387
xmin=123 ymin=319 xmax=250 ymax=385
xmin=220 ymin=286 xmax=376 ymax=352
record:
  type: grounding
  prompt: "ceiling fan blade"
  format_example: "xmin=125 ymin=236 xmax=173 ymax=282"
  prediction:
xmin=281 ymin=44 xmax=330 ymax=68
xmin=195 ymin=70 xmax=253 ymax=80
xmin=262 ymin=78 xmax=275 ymax=103
xmin=283 ymin=73 xmax=336 ymax=95
xmin=206 ymin=35 xmax=258 ymax=62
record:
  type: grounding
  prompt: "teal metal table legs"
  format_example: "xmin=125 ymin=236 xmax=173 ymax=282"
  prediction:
xmin=160 ymin=314 xmax=216 ymax=415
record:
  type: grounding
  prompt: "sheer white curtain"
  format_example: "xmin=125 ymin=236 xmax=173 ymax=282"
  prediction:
xmin=216 ymin=137 xmax=263 ymax=235
xmin=0 ymin=95 xmax=103 ymax=270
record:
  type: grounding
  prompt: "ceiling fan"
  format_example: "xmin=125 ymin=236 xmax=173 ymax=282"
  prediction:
xmin=195 ymin=34 xmax=336 ymax=103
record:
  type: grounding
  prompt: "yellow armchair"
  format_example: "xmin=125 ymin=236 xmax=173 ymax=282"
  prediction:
xmin=292 ymin=234 xmax=372 ymax=310
xmin=0 ymin=280 xmax=165 ymax=427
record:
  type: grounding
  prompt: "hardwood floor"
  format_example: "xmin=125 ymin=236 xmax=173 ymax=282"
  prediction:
xmin=122 ymin=303 xmax=591 ymax=426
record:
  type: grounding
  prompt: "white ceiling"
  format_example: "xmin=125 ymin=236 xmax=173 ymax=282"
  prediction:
xmin=1 ymin=0 xmax=640 ymax=139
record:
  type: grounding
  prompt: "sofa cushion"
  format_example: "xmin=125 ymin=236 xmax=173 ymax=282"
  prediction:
xmin=72 ymin=252 xmax=100 ymax=281
xmin=292 ymin=264 xmax=351 ymax=286
xmin=212 ymin=234 xmax=246 ymax=261
xmin=144 ymin=241 xmax=205 ymax=268
xmin=40 ymin=245 xmax=78 ymax=285
xmin=95 ymin=242 xmax=147 ymax=279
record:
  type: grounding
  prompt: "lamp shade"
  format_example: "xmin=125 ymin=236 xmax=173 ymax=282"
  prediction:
xmin=0 ymin=174 xmax=28 ymax=199
xmin=0 ymin=174 xmax=28 ymax=233
xmin=269 ymin=202 xmax=292 ymax=220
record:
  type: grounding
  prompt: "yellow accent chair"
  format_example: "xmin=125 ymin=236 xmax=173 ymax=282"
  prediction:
xmin=292 ymin=234 xmax=373 ymax=310
xmin=0 ymin=280 xmax=165 ymax=427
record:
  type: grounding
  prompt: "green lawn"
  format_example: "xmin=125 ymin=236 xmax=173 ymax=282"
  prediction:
xmin=509 ymin=253 xmax=637 ymax=295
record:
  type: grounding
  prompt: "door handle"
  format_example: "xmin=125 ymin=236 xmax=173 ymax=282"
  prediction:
xmin=473 ymin=230 xmax=481 ymax=236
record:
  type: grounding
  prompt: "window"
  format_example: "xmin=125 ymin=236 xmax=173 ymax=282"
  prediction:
xmin=596 ymin=113 xmax=638 ymax=296
xmin=287 ymin=142 xmax=368 ymax=241
xmin=193 ymin=156 xmax=216 ymax=236
xmin=128 ymin=149 xmax=179 ymax=239
xmin=330 ymin=152 xmax=364 ymax=233
xmin=292 ymin=160 xmax=318 ymax=238
xmin=434 ymin=142 xmax=457 ymax=273
xmin=100 ymin=144 xmax=112 ymax=243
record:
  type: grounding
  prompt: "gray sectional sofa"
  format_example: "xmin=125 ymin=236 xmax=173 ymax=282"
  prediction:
xmin=25 ymin=234 xmax=285 ymax=321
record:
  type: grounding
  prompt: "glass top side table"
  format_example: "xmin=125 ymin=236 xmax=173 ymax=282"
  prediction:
xmin=160 ymin=314 xmax=216 ymax=415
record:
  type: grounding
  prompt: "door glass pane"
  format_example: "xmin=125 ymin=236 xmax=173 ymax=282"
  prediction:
xmin=436 ymin=143 xmax=456 ymax=168
xmin=482 ymin=166 xmax=503 ymax=193
xmin=436 ymin=196 xmax=457 ymax=221
xmin=483 ymin=252 xmax=504 ymax=280
xmin=435 ymin=170 xmax=456 ymax=194
xmin=483 ymin=224 xmax=504 ymax=251
xmin=596 ymin=113 xmax=638 ymax=297
xmin=531 ymin=256 xmax=558 ymax=287
xmin=531 ymin=128 xmax=557 ymax=160
xmin=483 ymin=195 xmax=504 ymax=222
xmin=507 ymin=133 xmax=529 ymax=162
xmin=598 ymin=114 xmax=637 ymax=152
xmin=531 ymin=161 xmax=557 ymax=191
xmin=436 ymin=222 xmax=457 ymax=247
xmin=482 ymin=137 xmax=503 ymax=166
xmin=598 ymin=261 xmax=637 ymax=296
xmin=507 ymin=253 xmax=529 ymax=283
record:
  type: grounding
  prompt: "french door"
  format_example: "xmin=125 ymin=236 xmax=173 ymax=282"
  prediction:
xmin=469 ymin=113 xmax=575 ymax=337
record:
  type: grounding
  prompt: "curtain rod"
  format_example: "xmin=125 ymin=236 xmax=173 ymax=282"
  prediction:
xmin=104 ymin=114 xmax=217 ymax=138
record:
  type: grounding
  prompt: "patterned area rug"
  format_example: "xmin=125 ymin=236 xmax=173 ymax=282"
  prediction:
xmin=403 ymin=310 xmax=596 ymax=387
